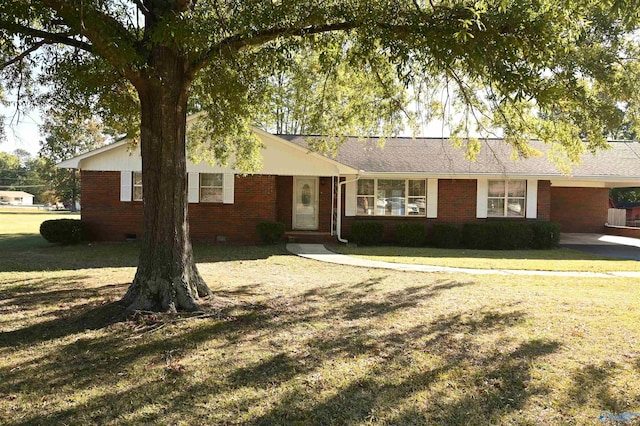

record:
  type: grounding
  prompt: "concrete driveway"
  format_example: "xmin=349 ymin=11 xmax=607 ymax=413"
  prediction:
xmin=560 ymin=233 xmax=640 ymax=261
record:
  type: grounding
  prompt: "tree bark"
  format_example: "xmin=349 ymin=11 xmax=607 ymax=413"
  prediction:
xmin=121 ymin=47 xmax=212 ymax=312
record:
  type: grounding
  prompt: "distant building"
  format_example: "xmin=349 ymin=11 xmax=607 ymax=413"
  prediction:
xmin=0 ymin=191 xmax=35 ymax=205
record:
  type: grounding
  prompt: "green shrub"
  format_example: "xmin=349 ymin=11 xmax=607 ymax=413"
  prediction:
xmin=429 ymin=223 xmax=463 ymax=248
xmin=462 ymin=223 xmax=492 ymax=249
xmin=256 ymin=221 xmax=285 ymax=244
xmin=529 ymin=221 xmax=561 ymax=249
xmin=350 ymin=221 xmax=384 ymax=245
xmin=394 ymin=222 xmax=426 ymax=247
xmin=40 ymin=219 xmax=88 ymax=245
xmin=491 ymin=221 xmax=534 ymax=249
xmin=462 ymin=221 xmax=534 ymax=250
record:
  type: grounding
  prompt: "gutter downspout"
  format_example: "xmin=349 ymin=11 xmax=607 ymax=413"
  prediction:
xmin=337 ymin=174 xmax=360 ymax=243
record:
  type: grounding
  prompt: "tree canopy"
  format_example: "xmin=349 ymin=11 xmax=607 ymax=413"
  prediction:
xmin=1 ymin=0 xmax=638 ymax=311
xmin=2 ymin=1 xmax=638 ymax=163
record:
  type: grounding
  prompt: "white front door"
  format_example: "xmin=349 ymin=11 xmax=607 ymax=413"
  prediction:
xmin=293 ymin=177 xmax=319 ymax=230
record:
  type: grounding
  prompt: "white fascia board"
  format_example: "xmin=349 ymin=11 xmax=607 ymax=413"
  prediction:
xmin=56 ymin=139 xmax=130 ymax=169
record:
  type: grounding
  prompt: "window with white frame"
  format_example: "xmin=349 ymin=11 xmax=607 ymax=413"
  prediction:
xmin=356 ymin=178 xmax=426 ymax=216
xmin=487 ymin=180 xmax=526 ymax=217
xmin=200 ymin=173 xmax=223 ymax=203
xmin=132 ymin=172 xmax=143 ymax=201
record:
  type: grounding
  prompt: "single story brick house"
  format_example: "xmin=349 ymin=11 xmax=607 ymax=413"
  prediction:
xmin=57 ymin=127 xmax=640 ymax=244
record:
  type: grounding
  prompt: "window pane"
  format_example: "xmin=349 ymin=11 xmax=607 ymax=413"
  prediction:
xmin=357 ymin=196 xmax=375 ymax=215
xmin=133 ymin=187 xmax=143 ymax=201
xmin=408 ymin=180 xmax=426 ymax=196
xmin=507 ymin=199 xmax=525 ymax=216
xmin=487 ymin=198 xmax=505 ymax=216
xmin=133 ymin=172 xmax=142 ymax=185
xmin=201 ymin=173 xmax=223 ymax=187
xmin=378 ymin=180 xmax=405 ymax=198
xmin=408 ymin=197 xmax=426 ymax=215
xmin=377 ymin=196 xmax=404 ymax=216
xmin=357 ymin=179 xmax=374 ymax=195
xmin=508 ymin=180 xmax=526 ymax=198
xmin=201 ymin=188 xmax=222 ymax=202
xmin=488 ymin=181 xmax=505 ymax=197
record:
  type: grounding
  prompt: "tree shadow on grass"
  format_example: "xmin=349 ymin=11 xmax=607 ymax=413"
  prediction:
xmin=0 ymin=242 xmax=290 ymax=272
xmin=565 ymin=362 xmax=640 ymax=417
xmin=1 ymin=276 xmax=563 ymax=425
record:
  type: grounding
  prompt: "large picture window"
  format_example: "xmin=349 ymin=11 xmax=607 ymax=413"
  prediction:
xmin=357 ymin=178 xmax=426 ymax=216
xmin=200 ymin=173 xmax=223 ymax=203
xmin=133 ymin=172 xmax=143 ymax=201
xmin=488 ymin=180 xmax=526 ymax=217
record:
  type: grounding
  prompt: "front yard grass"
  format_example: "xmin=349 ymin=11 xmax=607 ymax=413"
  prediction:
xmin=1 ymin=212 xmax=639 ymax=424
xmin=332 ymin=245 xmax=640 ymax=272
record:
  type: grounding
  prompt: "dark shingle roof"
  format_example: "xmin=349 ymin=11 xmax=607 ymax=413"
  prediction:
xmin=279 ymin=135 xmax=640 ymax=179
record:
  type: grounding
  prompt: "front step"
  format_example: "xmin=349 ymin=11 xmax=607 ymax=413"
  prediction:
xmin=285 ymin=231 xmax=335 ymax=244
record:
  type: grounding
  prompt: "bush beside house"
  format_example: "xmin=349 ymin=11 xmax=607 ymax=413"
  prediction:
xmin=394 ymin=223 xmax=427 ymax=246
xmin=256 ymin=221 xmax=285 ymax=244
xmin=40 ymin=219 xmax=87 ymax=244
xmin=351 ymin=220 xmax=561 ymax=250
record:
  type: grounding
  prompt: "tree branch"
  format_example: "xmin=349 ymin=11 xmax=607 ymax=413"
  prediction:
xmin=0 ymin=20 xmax=93 ymax=53
xmin=0 ymin=40 xmax=48 ymax=69
xmin=130 ymin=0 xmax=151 ymax=19
xmin=188 ymin=20 xmax=364 ymax=77
xmin=38 ymin=0 xmax=145 ymax=85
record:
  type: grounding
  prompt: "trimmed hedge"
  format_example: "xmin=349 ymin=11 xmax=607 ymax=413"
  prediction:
xmin=256 ymin=221 xmax=285 ymax=244
xmin=429 ymin=223 xmax=463 ymax=248
xmin=462 ymin=223 xmax=493 ymax=250
xmin=394 ymin=223 xmax=426 ymax=247
xmin=40 ymin=219 xmax=88 ymax=245
xmin=529 ymin=221 xmax=561 ymax=249
xmin=350 ymin=221 xmax=384 ymax=245
xmin=462 ymin=221 xmax=560 ymax=250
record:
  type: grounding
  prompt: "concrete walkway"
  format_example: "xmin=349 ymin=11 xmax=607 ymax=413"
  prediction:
xmin=286 ymin=243 xmax=640 ymax=279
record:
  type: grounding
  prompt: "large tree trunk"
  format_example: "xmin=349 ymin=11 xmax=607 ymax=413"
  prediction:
xmin=121 ymin=48 xmax=212 ymax=312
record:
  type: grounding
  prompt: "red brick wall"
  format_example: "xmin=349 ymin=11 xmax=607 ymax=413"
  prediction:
xmin=537 ymin=180 xmax=551 ymax=220
xmin=189 ymin=175 xmax=277 ymax=243
xmin=276 ymin=176 xmax=293 ymax=230
xmin=81 ymin=171 xmax=143 ymax=241
xmin=550 ymin=186 xmax=609 ymax=233
xmin=437 ymin=179 xmax=478 ymax=223
xmin=81 ymin=171 xmax=278 ymax=243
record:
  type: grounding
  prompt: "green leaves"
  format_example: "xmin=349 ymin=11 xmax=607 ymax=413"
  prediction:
xmin=2 ymin=0 xmax=639 ymax=171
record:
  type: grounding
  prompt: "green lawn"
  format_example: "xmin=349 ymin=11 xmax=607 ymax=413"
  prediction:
xmin=0 ymin=210 xmax=81 ymax=249
xmin=1 ymin=212 xmax=640 ymax=425
xmin=331 ymin=245 xmax=640 ymax=272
